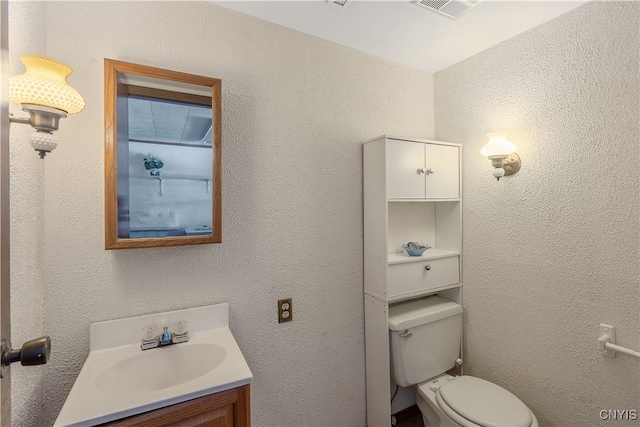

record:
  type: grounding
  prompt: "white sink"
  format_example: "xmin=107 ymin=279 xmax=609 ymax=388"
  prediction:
xmin=95 ymin=343 xmax=226 ymax=394
xmin=55 ymin=303 xmax=252 ymax=427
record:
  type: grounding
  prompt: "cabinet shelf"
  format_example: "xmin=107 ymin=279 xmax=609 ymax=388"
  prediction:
xmin=130 ymin=174 xmax=210 ymax=181
xmin=388 ymin=198 xmax=460 ymax=203
xmin=387 ymin=283 xmax=462 ymax=303
xmin=388 ymin=248 xmax=459 ymax=265
xmin=130 ymin=174 xmax=212 ymax=196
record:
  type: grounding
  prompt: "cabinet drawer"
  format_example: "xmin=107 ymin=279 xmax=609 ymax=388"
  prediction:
xmin=388 ymin=256 xmax=459 ymax=298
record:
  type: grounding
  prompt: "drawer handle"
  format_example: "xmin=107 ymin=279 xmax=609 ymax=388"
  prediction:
xmin=424 ymin=264 xmax=431 ymax=271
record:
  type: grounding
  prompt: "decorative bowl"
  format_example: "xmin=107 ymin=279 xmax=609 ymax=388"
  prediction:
xmin=143 ymin=158 xmax=164 ymax=170
xmin=403 ymin=242 xmax=431 ymax=257
xmin=143 ymin=155 xmax=164 ymax=177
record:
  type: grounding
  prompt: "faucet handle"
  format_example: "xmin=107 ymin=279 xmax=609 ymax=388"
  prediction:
xmin=142 ymin=325 xmax=155 ymax=342
xmin=172 ymin=320 xmax=189 ymax=344
xmin=174 ymin=320 xmax=187 ymax=336
xmin=141 ymin=326 xmax=159 ymax=350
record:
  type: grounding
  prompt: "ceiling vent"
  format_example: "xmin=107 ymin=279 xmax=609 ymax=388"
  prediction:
xmin=326 ymin=0 xmax=354 ymax=10
xmin=413 ymin=0 xmax=483 ymax=20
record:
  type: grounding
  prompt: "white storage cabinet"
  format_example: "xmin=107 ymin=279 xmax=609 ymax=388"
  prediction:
xmin=363 ymin=136 xmax=462 ymax=426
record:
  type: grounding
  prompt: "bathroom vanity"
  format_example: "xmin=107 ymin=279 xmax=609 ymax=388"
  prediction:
xmin=363 ymin=136 xmax=462 ymax=426
xmin=102 ymin=385 xmax=250 ymax=426
xmin=55 ymin=303 xmax=252 ymax=426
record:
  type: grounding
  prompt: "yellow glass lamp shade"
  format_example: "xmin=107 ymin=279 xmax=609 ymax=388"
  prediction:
xmin=9 ymin=55 xmax=85 ymax=114
xmin=480 ymin=132 xmax=516 ymax=158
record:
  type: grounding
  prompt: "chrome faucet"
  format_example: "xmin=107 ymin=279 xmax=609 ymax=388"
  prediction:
xmin=141 ymin=321 xmax=189 ymax=351
xmin=160 ymin=327 xmax=171 ymax=345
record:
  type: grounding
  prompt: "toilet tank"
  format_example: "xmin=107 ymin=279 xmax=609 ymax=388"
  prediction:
xmin=389 ymin=296 xmax=462 ymax=387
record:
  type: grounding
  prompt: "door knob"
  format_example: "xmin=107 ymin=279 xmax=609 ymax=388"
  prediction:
xmin=1 ymin=336 xmax=51 ymax=369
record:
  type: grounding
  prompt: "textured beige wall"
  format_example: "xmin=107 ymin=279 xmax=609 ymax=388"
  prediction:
xmin=38 ymin=1 xmax=434 ymax=425
xmin=8 ymin=2 xmax=46 ymax=426
xmin=435 ymin=2 xmax=639 ymax=426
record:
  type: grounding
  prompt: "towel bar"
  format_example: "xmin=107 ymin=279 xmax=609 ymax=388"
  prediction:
xmin=598 ymin=324 xmax=640 ymax=359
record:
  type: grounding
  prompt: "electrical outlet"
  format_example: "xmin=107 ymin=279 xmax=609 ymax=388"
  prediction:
xmin=278 ymin=298 xmax=292 ymax=323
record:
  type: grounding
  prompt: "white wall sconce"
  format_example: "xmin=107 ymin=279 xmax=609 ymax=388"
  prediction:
xmin=480 ymin=132 xmax=521 ymax=181
xmin=9 ymin=55 xmax=85 ymax=158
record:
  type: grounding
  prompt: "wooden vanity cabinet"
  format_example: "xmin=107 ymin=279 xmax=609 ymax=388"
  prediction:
xmin=102 ymin=385 xmax=250 ymax=427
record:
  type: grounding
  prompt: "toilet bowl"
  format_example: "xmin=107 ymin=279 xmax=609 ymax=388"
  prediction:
xmin=388 ymin=296 xmax=538 ymax=427
xmin=415 ymin=374 xmax=539 ymax=427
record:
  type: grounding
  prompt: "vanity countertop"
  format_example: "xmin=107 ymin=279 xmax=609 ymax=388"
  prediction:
xmin=54 ymin=303 xmax=252 ymax=427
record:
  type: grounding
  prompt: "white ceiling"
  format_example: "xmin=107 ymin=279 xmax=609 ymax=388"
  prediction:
xmin=215 ymin=1 xmax=586 ymax=73
xmin=128 ymin=98 xmax=213 ymax=145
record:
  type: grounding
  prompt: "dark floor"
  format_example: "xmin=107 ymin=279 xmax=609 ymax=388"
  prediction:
xmin=396 ymin=414 xmax=424 ymax=427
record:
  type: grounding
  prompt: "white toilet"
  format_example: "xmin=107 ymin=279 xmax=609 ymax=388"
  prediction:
xmin=389 ymin=296 xmax=539 ymax=427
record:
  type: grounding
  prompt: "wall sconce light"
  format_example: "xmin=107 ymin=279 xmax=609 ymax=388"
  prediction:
xmin=480 ymin=132 xmax=521 ymax=181
xmin=9 ymin=55 xmax=85 ymax=158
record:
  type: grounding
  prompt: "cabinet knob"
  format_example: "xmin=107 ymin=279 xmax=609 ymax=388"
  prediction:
xmin=424 ymin=264 xmax=431 ymax=271
xmin=399 ymin=330 xmax=412 ymax=338
xmin=426 ymin=168 xmax=434 ymax=175
xmin=417 ymin=168 xmax=426 ymax=174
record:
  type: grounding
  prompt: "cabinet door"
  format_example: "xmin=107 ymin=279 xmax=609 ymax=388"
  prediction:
xmin=103 ymin=385 xmax=250 ymax=427
xmin=425 ymin=144 xmax=459 ymax=199
xmin=387 ymin=139 xmax=425 ymax=199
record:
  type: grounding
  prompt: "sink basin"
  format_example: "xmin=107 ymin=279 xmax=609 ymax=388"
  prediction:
xmin=95 ymin=343 xmax=226 ymax=393
xmin=54 ymin=303 xmax=252 ymax=427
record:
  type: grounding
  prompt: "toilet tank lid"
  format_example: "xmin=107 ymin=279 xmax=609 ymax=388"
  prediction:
xmin=389 ymin=296 xmax=462 ymax=331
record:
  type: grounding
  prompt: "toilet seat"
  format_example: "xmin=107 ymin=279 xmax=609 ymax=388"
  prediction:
xmin=430 ymin=376 xmax=534 ymax=427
